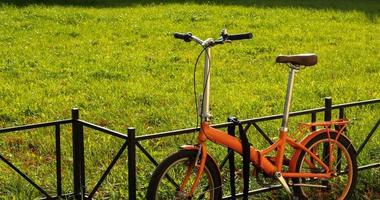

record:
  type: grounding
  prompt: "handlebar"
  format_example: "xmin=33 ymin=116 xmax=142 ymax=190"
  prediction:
xmin=225 ymin=33 xmax=253 ymax=41
xmin=173 ymin=29 xmax=253 ymax=46
xmin=173 ymin=32 xmax=192 ymax=42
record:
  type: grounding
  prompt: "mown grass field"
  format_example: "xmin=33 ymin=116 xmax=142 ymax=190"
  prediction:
xmin=0 ymin=0 xmax=379 ymax=199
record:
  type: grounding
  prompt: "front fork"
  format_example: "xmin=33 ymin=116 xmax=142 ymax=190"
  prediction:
xmin=190 ymin=144 xmax=207 ymax=195
xmin=179 ymin=143 xmax=208 ymax=197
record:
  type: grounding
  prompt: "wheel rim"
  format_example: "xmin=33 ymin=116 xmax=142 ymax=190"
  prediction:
xmin=296 ymin=138 xmax=354 ymax=200
xmin=154 ymin=157 xmax=215 ymax=200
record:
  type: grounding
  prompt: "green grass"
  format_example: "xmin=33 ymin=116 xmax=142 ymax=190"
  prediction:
xmin=0 ymin=0 xmax=379 ymax=199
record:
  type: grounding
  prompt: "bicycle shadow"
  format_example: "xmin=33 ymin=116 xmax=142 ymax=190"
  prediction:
xmin=2 ymin=0 xmax=379 ymax=22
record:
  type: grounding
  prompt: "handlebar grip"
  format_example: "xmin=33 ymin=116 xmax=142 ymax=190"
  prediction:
xmin=227 ymin=32 xmax=253 ymax=40
xmin=173 ymin=32 xmax=192 ymax=42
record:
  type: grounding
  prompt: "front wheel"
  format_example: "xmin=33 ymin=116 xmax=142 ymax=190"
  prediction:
xmin=293 ymin=132 xmax=357 ymax=200
xmin=147 ymin=150 xmax=222 ymax=200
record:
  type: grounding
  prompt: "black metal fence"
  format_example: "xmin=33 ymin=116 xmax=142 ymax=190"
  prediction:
xmin=0 ymin=97 xmax=379 ymax=199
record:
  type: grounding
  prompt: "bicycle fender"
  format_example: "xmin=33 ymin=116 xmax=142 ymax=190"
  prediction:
xmin=180 ymin=145 xmax=221 ymax=175
xmin=288 ymin=129 xmax=354 ymax=172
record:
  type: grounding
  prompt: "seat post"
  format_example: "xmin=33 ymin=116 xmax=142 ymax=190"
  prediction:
xmin=280 ymin=65 xmax=297 ymax=132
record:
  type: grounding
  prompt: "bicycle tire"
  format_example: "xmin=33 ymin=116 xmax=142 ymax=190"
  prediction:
xmin=293 ymin=132 xmax=357 ymax=200
xmin=147 ymin=150 xmax=222 ymax=200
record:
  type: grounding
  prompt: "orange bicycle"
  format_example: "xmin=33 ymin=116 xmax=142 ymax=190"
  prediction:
xmin=147 ymin=30 xmax=357 ymax=200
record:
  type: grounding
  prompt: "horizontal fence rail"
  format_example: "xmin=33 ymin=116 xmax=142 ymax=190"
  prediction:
xmin=0 ymin=98 xmax=378 ymax=199
xmin=136 ymin=98 xmax=380 ymax=140
xmin=0 ymin=119 xmax=72 ymax=134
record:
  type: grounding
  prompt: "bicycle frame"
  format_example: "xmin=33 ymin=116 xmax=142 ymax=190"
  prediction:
xmin=181 ymin=120 xmax=351 ymax=195
xmin=199 ymin=120 xmax=349 ymax=175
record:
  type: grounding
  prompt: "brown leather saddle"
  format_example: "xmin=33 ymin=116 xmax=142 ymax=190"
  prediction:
xmin=276 ymin=54 xmax=317 ymax=66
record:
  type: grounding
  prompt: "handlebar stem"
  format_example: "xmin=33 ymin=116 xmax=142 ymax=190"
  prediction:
xmin=201 ymin=47 xmax=212 ymax=122
xmin=202 ymin=38 xmax=215 ymax=48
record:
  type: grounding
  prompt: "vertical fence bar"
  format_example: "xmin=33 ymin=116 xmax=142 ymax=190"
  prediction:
xmin=323 ymin=97 xmax=332 ymax=161
xmin=337 ymin=108 xmax=345 ymax=172
xmin=128 ymin=127 xmax=136 ymax=200
xmin=227 ymin=118 xmax=236 ymax=199
xmin=309 ymin=112 xmax=317 ymax=164
xmin=324 ymin=97 xmax=332 ymax=121
xmin=72 ymin=108 xmax=84 ymax=199
xmin=338 ymin=108 xmax=345 ymax=123
xmin=79 ymin=123 xmax=86 ymax=197
xmin=311 ymin=112 xmax=317 ymax=131
xmin=55 ymin=124 xmax=62 ymax=197
xmin=72 ymin=108 xmax=80 ymax=198
xmin=323 ymin=97 xmax=332 ymax=188
xmin=323 ymin=97 xmax=332 ymax=157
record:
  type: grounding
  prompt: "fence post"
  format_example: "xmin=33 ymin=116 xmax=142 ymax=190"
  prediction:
xmin=72 ymin=108 xmax=85 ymax=199
xmin=128 ymin=127 xmax=136 ymax=200
xmin=55 ymin=124 xmax=62 ymax=197
xmin=323 ymin=97 xmax=332 ymax=188
xmin=227 ymin=117 xmax=236 ymax=199
xmin=324 ymin=97 xmax=332 ymax=121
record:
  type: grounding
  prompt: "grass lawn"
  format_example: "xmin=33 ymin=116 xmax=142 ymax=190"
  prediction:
xmin=0 ymin=0 xmax=379 ymax=199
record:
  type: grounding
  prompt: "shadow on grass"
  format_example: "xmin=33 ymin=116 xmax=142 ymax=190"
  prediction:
xmin=1 ymin=0 xmax=379 ymax=21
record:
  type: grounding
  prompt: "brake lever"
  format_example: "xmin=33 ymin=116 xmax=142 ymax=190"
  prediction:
xmin=221 ymin=28 xmax=228 ymax=39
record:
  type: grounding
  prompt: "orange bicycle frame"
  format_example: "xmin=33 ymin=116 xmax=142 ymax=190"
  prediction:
xmin=180 ymin=119 xmax=350 ymax=195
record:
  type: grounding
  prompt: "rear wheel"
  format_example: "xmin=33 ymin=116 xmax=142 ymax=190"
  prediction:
xmin=293 ymin=132 xmax=357 ymax=200
xmin=147 ymin=150 xmax=222 ymax=200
